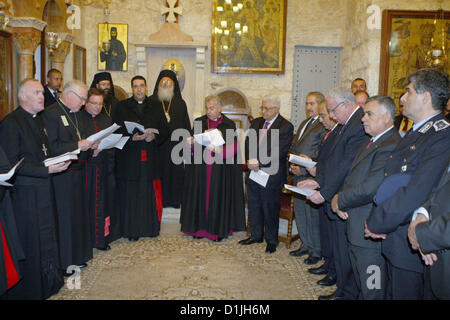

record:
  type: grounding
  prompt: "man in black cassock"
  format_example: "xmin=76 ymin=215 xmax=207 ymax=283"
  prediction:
xmin=149 ymin=69 xmax=191 ymax=208
xmin=0 ymin=146 xmax=24 ymax=298
xmin=113 ymin=76 xmax=168 ymax=241
xmin=79 ymin=88 xmax=121 ymax=251
xmin=0 ymin=79 xmax=69 ymax=299
xmin=100 ymin=27 xmax=126 ymax=71
xmin=90 ymin=71 xmax=119 ymax=120
xmin=180 ymin=95 xmax=246 ymax=241
xmin=43 ymin=80 xmax=97 ymax=274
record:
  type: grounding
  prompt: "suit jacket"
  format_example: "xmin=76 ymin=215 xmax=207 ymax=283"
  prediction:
xmin=245 ymin=114 xmax=294 ymax=190
xmin=316 ymin=107 xmax=369 ymax=220
xmin=338 ymin=127 xmax=401 ymax=248
xmin=415 ymin=162 xmax=450 ymax=299
xmin=44 ymin=85 xmax=60 ymax=108
xmin=367 ymin=113 xmax=450 ymax=272
xmin=291 ymin=117 xmax=326 ymax=183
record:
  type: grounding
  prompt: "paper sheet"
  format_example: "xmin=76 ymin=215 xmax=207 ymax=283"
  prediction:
xmin=288 ymin=154 xmax=317 ymax=169
xmin=249 ymin=169 xmax=270 ymax=187
xmin=0 ymin=158 xmax=24 ymax=186
xmin=284 ymin=184 xmax=316 ymax=197
xmin=193 ymin=129 xmax=225 ymax=147
xmin=87 ymin=123 xmax=121 ymax=142
xmin=99 ymin=134 xmax=130 ymax=150
xmin=124 ymin=121 xmax=145 ymax=134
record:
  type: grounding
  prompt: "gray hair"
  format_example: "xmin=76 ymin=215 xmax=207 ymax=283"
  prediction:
xmin=205 ymin=94 xmax=223 ymax=107
xmin=327 ymin=87 xmax=356 ymax=105
xmin=17 ymin=78 xmax=40 ymax=96
xmin=366 ymin=95 xmax=396 ymax=121
xmin=262 ymin=94 xmax=280 ymax=109
xmin=62 ymin=80 xmax=88 ymax=94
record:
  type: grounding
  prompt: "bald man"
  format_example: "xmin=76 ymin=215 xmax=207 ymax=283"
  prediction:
xmin=0 ymin=79 xmax=69 ymax=299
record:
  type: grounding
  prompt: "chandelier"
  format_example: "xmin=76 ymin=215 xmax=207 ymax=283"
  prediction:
xmin=425 ymin=2 xmax=447 ymax=69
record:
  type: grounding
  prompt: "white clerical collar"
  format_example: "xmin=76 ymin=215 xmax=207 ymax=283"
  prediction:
xmin=412 ymin=113 xmax=440 ymax=131
xmin=371 ymin=125 xmax=394 ymax=143
xmin=344 ymin=106 xmax=360 ymax=126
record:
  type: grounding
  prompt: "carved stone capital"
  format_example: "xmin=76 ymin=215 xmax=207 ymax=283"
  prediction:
xmin=12 ymin=26 xmax=42 ymax=55
xmin=51 ymin=39 xmax=71 ymax=63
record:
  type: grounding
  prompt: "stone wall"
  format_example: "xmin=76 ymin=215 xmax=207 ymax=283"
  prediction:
xmin=64 ymin=0 xmax=450 ymax=121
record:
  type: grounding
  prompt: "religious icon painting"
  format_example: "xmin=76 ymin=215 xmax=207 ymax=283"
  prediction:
xmin=162 ymin=58 xmax=186 ymax=92
xmin=211 ymin=0 xmax=287 ymax=74
xmin=98 ymin=23 xmax=128 ymax=71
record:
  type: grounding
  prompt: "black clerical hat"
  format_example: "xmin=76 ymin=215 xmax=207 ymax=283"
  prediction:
xmin=90 ymin=72 xmax=115 ymax=96
xmin=152 ymin=69 xmax=182 ymax=99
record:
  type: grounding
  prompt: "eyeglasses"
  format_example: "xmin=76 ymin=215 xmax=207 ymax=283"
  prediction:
xmin=329 ymin=101 xmax=345 ymax=113
xmin=71 ymin=90 xmax=87 ymax=103
xmin=260 ymin=106 xmax=277 ymax=112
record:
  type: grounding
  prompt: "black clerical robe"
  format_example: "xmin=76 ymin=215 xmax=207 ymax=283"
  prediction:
xmin=42 ymin=102 xmax=92 ymax=270
xmin=180 ymin=114 xmax=246 ymax=239
xmin=113 ymin=97 xmax=169 ymax=238
xmin=0 ymin=146 xmax=24 ymax=297
xmin=0 ymin=107 xmax=63 ymax=299
xmin=79 ymin=110 xmax=121 ymax=248
xmin=149 ymin=95 xmax=191 ymax=208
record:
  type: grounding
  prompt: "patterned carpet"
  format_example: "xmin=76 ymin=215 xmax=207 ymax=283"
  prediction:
xmin=50 ymin=221 xmax=336 ymax=300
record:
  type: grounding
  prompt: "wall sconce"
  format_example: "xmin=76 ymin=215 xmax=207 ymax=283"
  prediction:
xmin=46 ymin=31 xmax=62 ymax=54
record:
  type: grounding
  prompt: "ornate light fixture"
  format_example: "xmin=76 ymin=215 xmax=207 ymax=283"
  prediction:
xmin=46 ymin=31 xmax=62 ymax=54
xmin=426 ymin=2 xmax=447 ymax=69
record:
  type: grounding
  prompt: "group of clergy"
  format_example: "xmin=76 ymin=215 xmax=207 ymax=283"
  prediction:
xmin=0 ymin=69 xmax=198 ymax=300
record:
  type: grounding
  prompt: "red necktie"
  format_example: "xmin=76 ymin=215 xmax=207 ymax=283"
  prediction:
xmin=259 ymin=121 xmax=270 ymax=146
xmin=366 ymin=139 xmax=373 ymax=149
xmin=401 ymin=117 xmax=409 ymax=132
xmin=322 ymin=130 xmax=331 ymax=143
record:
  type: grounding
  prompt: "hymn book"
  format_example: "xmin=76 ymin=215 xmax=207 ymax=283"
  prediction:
xmin=284 ymin=184 xmax=316 ymax=197
xmin=44 ymin=149 xmax=80 ymax=167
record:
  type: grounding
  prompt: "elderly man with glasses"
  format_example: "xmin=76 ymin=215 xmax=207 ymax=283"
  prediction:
xmin=43 ymin=80 xmax=98 ymax=276
xmin=298 ymin=87 xmax=369 ymax=300
xmin=240 ymin=94 xmax=293 ymax=254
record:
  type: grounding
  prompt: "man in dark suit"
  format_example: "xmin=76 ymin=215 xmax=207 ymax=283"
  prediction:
xmin=298 ymin=87 xmax=369 ymax=300
xmin=43 ymin=69 xmax=62 ymax=108
xmin=408 ymin=160 xmax=450 ymax=300
xmin=331 ymin=96 xmax=401 ymax=299
xmin=366 ymin=68 xmax=450 ymax=300
xmin=240 ymin=94 xmax=294 ymax=254
xmin=289 ymin=92 xmax=326 ymax=265
xmin=304 ymin=101 xmax=339 ymax=286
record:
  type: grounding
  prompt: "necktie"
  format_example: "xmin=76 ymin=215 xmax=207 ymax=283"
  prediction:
xmin=259 ymin=121 xmax=270 ymax=145
xmin=322 ymin=130 xmax=332 ymax=143
xmin=365 ymin=139 xmax=373 ymax=149
xmin=53 ymin=91 xmax=59 ymax=99
xmin=401 ymin=117 xmax=409 ymax=132
xmin=298 ymin=118 xmax=314 ymax=141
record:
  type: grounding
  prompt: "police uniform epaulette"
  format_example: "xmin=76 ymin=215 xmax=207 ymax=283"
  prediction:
xmin=418 ymin=121 xmax=433 ymax=133
xmin=433 ymin=119 xmax=449 ymax=132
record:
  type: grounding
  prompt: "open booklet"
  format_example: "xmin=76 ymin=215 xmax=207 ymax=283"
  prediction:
xmin=98 ymin=134 xmax=130 ymax=150
xmin=249 ymin=169 xmax=270 ymax=188
xmin=284 ymin=184 xmax=316 ymax=197
xmin=193 ymin=129 xmax=225 ymax=147
xmin=124 ymin=121 xmax=159 ymax=135
xmin=87 ymin=123 xmax=121 ymax=142
xmin=0 ymin=158 xmax=24 ymax=187
xmin=44 ymin=149 xmax=80 ymax=167
xmin=288 ymin=153 xmax=317 ymax=169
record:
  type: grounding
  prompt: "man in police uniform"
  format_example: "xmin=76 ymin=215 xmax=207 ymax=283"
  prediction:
xmin=366 ymin=68 xmax=450 ymax=300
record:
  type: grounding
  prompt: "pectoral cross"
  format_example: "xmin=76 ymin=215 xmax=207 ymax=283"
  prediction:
xmin=161 ymin=0 xmax=183 ymax=23
xmin=42 ymin=144 xmax=48 ymax=156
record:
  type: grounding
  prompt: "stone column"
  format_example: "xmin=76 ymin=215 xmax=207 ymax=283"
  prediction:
xmin=50 ymin=33 xmax=73 ymax=74
xmin=10 ymin=18 xmax=46 ymax=81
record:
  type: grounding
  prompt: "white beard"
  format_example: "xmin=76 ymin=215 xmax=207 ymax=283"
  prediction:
xmin=158 ymin=87 xmax=174 ymax=102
